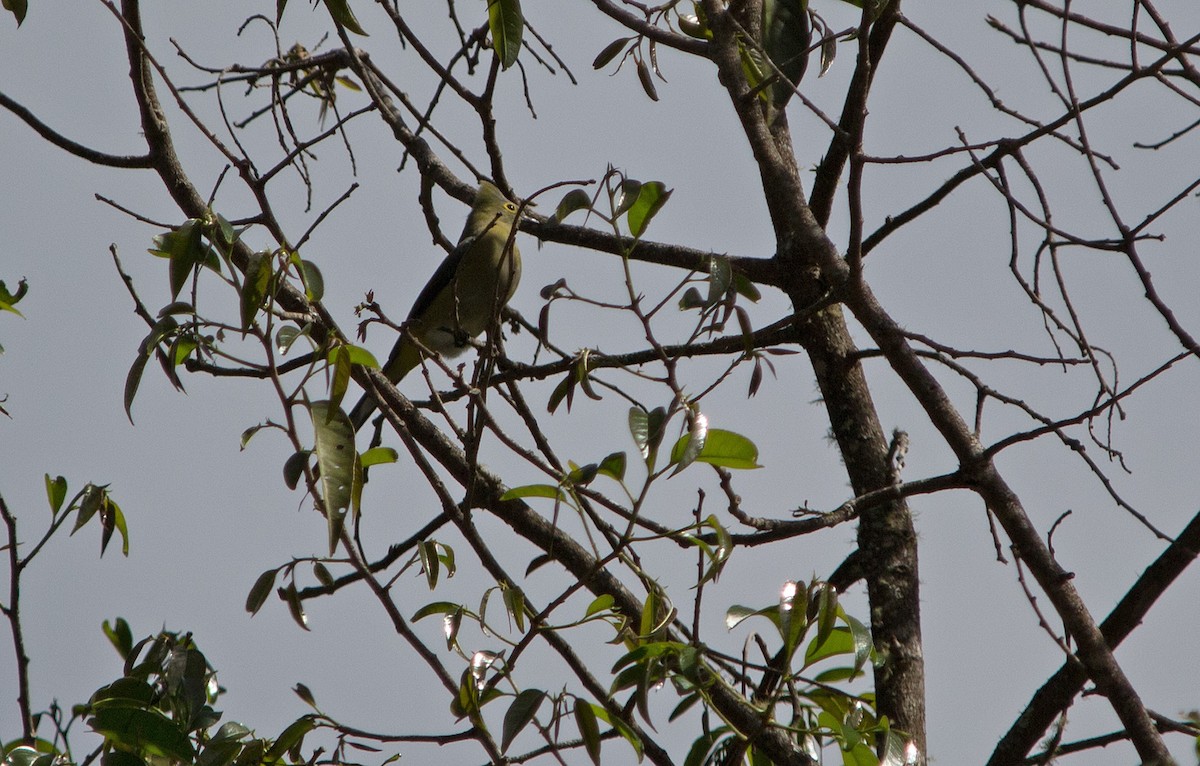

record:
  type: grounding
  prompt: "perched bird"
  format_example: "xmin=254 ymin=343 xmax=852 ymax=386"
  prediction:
xmin=349 ymin=180 xmax=523 ymax=430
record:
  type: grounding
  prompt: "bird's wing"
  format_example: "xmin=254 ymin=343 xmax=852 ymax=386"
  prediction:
xmin=404 ymin=234 xmax=477 ymax=322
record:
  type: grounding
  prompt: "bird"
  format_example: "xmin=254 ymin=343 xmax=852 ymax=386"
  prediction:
xmin=348 ymin=179 xmax=523 ymax=431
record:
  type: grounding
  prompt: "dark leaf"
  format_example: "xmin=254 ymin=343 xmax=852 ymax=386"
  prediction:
xmin=574 ymin=702 xmax=602 ymax=766
xmin=501 ymin=689 xmax=544 ymax=752
xmin=293 ymin=683 xmax=317 ymax=708
xmin=245 ymin=569 xmax=277 ymax=615
xmin=549 ymin=188 xmax=593 ymax=223
xmin=102 ymin=618 xmax=134 ymax=660
xmin=597 ymin=451 xmax=626 ymax=481
xmin=312 ymin=562 xmax=335 ymax=588
xmin=123 ymin=348 xmax=151 ymax=425
xmin=593 ymin=37 xmax=628 ymax=70
xmin=280 ymin=581 xmax=309 ymax=631
xmin=282 ymin=450 xmax=311 ymax=491
xmin=265 ymin=716 xmax=316 ymax=761
xmin=2 ymin=0 xmax=28 ymax=27
xmin=636 ymin=59 xmax=659 ymax=101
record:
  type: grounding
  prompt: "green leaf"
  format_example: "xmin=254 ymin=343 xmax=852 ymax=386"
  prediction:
xmin=44 ymin=474 xmax=67 ymax=515
xmin=101 ymin=618 xmax=134 ymax=660
xmin=327 ymin=345 xmax=352 ymax=413
xmin=125 ymin=316 xmax=181 ymax=424
xmin=737 ymin=40 xmax=770 ymax=104
xmin=804 ymin=626 xmax=855 ymax=667
xmin=88 ymin=706 xmax=195 ymax=762
xmin=574 ymin=701 xmax=601 ymax=766
xmin=322 ymin=0 xmax=367 ymax=35
xmin=614 ymin=179 xmax=642 ymax=217
xmin=844 ymin=611 xmax=873 ymax=672
xmin=309 ymin=401 xmax=357 ymax=555
xmin=265 ymin=716 xmax=316 ymax=761
xmin=584 ymin=594 xmax=615 ymax=618
xmin=245 ymin=569 xmax=278 ymax=615
xmin=597 ymin=451 xmax=626 ymax=481
xmin=707 ymin=256 xmax=733 ymax=305
xmin=668 ymin=428 xmax=761 ymax=470
xmin=695 ymin=514 xmax=731 ymax=586
xmin=669 ymin=411 xmax=708 ymax=477
xmin=359 ymin=446 xmax=398 ymax=468
xmin=546 ymin=370 xmax=575 ymax=414
xmin=589 ymin=704 xmax=644 ymax=761
xmin=487 ymin=0 xmax=523 ymax=69
xmin=2 ymin=746 xmax=43 ymax=766
xmin=678 ymin=286 xmax=705 ymax=310
xmin=100 ymin=496 xmax=129 ymax=557
xmin=500 ymin=484 xmax=563 ymax=501
xmin=677 ymin=13 xmax=709 ymax=40
xmin=628 ymin=406 xmax=667 ymax=470
xmin=312 ymin=562 xmax=335 ymax=587
xmin=502 ymin=585 xmax=526 ymax=633
xmin=500 ymin=689 xmax=544 ymax=753
xmin=152 ymin=220 xmax=207 ymax=301
xmin=341 ymin=343 xmax=380 ymax=369
xmin=733 ymin=271 xmax=762 ymax=302
xmin=683 ymin=730 xmax=724 ymax=766
xmin=240 ymin=424 xmax=266 ymax=450
xmin=724 ymin=604 xmax=765 ymax=631
xmin=437 ymin=543 xmax=457 ymax=578
xmin=196 ymin=731 xmax=245 ymax=766
xmin=567 ymin=462 xmax=598 ymax=486
xmin=878 ymin=729 xmax=912 ymax=766
xmin=626 ymin=181 xmax=671 ymax=238
xmin=0 ymin=277 xmax=28 ymax=315
xmin=411 ymin=601 xmax=466 ymax=622
xmin=293 ymin=256 xmax=324 ymax=301
xmin=669 ymin=691 xmax=701 ymax=723
xmin=418 ymin=539 xmax=440 ymax=589
xmin=213 ymin=213 xmax=238 ymax=249
xmin=780 ymin=579 xmax=808 ymax=652
xmin=90 ymin=677 xmax=155 ymax=706
xmin=549 ymin=188 xmax=593 ymax=224
xmin=239 ymin=251 xmax=272 ymax=330
xmin=276 ymin=325 xmax=304 ymax=353
xmin=73 ymin=484 xmax=104 ymax=534
xmin=812 ymin=581 xmax=838 ymax=649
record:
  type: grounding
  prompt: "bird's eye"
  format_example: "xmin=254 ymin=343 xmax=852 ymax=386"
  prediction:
xmin=506 ymin=203 xmax=517 ymax=212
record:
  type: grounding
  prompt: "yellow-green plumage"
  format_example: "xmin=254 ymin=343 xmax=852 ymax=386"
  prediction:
xmin=350 ymin=180 xmax=522 ymax=430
